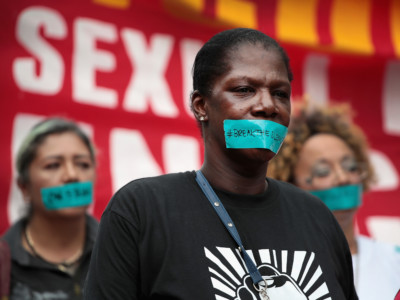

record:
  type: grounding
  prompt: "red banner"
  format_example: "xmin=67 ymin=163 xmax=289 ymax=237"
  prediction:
xmin=1 ymin=0 xmax=399 ymax=244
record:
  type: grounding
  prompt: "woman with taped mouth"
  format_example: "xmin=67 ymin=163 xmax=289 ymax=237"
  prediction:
xmin=84 ymin=28 xmax=357 ymax=300
xmin=1 ymin=118 xmax=98 ymax=299
xmin=267 ymin=99 xmax=400 ymax=300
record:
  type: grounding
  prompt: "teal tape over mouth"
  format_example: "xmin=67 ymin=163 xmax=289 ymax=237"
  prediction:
xmin=41 ymin=181 xmax=93 ymax=210
xmin=224 ymin=119 xmax=288 ymax=153
xmin=309 ymin=184 xmax=362 ymax=211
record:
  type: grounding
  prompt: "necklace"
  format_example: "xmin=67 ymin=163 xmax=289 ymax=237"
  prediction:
xmin=24 ymin=225 xmax=83 ymax=272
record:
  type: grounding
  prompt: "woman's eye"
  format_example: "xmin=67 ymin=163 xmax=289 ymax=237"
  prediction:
xmin=44 ymin=163 xmax=59 ymax=170
xmin=77 ymin=161 xmax=92 ymax=169
xmin=312 ymin=167 xmax=331 ymax=178
xmin=274 ymin=90 xmax=289 ymax=99
xmin=234 ymin=87 xmax=253 ymax=93
xmin=342 ymin=160 xmax=359 ymax=173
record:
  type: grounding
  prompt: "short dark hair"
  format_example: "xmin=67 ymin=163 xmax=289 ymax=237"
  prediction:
xmin=16 ymin=117 xmax=96 ymax=186
xmin=192 ymin=27 xmax=293 ymax=98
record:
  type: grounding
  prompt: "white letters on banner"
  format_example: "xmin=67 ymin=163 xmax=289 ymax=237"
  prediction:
xmin=303 ymin=54 xmax=330 ymax=104
xmin=73 ymin=18 xmax=118 ymax=108
xmin=162 ymin=134 xmax=201 ymax=173
xmin=367 ymin=216 xmax=400 ymax=245
xmin=13 ymin=7 xmax=202 ymax=117
xmin=369 ymin=150 xmax=399 ymax=191
xmin=181 ymin=39 xmax=203 ymax=117
xmin=383 ymin=60 xmax=400 ymax=135
xmin=8 ymin=114 xmax=43 ymax=224
xmin=110 ymin=128 xmax=163 ymax=191
xmin=110 ymin=129 xmax=200 ymax=192
xmin=122 ymin=29 xmax=178 ymax=117
xmin=13 ymin=6 xmax=67 ymax=95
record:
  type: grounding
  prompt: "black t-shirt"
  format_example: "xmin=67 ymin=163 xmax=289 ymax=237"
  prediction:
xmin=84 ymin=171 xmax=357 ymax=299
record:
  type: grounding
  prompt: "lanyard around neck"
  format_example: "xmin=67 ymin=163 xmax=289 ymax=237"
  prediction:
xmin=195 ymin=170 xmax=268 ymax=294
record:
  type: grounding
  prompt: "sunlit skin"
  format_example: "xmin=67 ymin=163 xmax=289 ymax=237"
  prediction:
xmin=192 ymin=43 xmax=291 ymax=195
xmin=294 ymin=133 xmax=362 ymax=254
xmin=19 ymin=132 xmax=96 ymax=264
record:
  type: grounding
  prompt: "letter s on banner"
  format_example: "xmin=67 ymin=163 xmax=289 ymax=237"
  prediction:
xmin=13 ymin=6 xmax=67 ymax=95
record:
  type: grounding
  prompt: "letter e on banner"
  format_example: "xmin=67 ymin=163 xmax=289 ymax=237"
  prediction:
xmin=73 ymin=18 xmax=118 ymax=108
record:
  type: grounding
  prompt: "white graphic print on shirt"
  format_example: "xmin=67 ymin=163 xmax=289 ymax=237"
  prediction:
xmin=205 ymin=247 xmax=332 ymax=300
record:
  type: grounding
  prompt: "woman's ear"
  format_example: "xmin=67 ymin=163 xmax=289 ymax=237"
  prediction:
xmin=191 ymin=90 xmax=208 ymax=121
xmin=17 ymin=179 xmax=31 ymax=203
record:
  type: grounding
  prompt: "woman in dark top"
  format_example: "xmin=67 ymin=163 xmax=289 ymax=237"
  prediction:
xmin=84 ymin=28 xmax=358 ymax=300
xmin=2 ymin=117 xmax=98 ymax=300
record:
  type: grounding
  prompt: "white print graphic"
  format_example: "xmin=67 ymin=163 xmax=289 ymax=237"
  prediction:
xmin=205 ymin=247 xmax=331 ymax=300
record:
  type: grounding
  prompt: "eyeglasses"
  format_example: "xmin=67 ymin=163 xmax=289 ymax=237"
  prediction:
xmin=305 ymin=157 xmax=367 ymax=186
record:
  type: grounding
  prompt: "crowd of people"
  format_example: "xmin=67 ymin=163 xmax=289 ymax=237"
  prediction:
xmin=1 ymin=27 xmax=399 ymax=300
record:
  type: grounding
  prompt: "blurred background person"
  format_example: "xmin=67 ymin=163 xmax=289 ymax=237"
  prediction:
xmin=1 ymin=118 xmax=98 ymax=299
xmin=267 ymin=99 xmax=400 ymax=300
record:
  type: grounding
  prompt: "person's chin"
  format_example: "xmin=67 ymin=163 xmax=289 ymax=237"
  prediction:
xmin=233 ymin=148 xmax=275 ymax=162
xmin=333 ymin=209 xmax=357 ymax=227
xmin=48 ymin=206 xmax=88 ymax=218
xmin=250 ymin=147 xmax=275 ymax=158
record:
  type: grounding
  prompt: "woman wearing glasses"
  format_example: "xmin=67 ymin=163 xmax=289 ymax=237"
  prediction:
xmin=267 ymin=100 xmax=400 ymax=300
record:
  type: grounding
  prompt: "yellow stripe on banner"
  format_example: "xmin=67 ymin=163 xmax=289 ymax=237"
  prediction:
xmin=331 ymin=0 xmax=373 ymax=55
xmin=93 ymin=0 xmax=130 ymax=9
xmin=276 ymin=0 xmax=319 ymax=46
xmin=391 ymin=0 xmax=400 ymax=57
xmin=216 ymin=0 xmax=257 ymax=29
xmin=176 ymin=0 xmax=204 ymax=13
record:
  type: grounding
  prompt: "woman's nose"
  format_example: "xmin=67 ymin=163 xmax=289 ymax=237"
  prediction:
xmin=252 ymin=90 xmax=278 ymax=118
xmin=63 ymin=162 xmax=79 ymax=183
xmin=333 ymin=165 xmax=352 ymax=186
